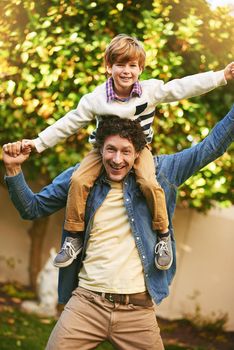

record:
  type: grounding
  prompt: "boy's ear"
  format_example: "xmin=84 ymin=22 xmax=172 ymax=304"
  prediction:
xmin=106 ymin=65 xmax=112 ymax=75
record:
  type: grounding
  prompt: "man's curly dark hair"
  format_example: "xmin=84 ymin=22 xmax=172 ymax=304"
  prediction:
xmin=95 ymin=116 xmax=147 ymax=152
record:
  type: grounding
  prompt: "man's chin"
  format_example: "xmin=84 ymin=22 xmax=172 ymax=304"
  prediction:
xmin=108 ymin=175 xmax=124 ymax=182
xmin=107 ymin=171 xmax=125 ymax=182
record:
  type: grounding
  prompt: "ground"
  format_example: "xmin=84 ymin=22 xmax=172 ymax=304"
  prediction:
xmin=159 ymin=317 xmax=234 ymax=350
xmin=1 ymin=282 xmax=234 ymax=350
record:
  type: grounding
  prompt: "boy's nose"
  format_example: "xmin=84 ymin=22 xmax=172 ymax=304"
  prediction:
xmin=122 ymin=65 xmax=130 ymax=73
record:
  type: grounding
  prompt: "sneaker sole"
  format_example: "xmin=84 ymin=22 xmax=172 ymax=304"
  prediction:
xmin=155 ymin=256 xmax=173 ymax=271
xmin=53 ymin=247 xmax=82 ymax=268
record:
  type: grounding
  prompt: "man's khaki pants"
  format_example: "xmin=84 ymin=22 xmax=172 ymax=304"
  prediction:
xmin=46 ymin=287 xmax=164 ymax=350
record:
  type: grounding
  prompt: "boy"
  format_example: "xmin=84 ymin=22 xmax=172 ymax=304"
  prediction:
xmin=5 ymin=34 xmax=234 ymax=271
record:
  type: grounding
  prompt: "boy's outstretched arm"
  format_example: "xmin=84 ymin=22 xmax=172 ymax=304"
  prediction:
xmin=224 ymin=62 xmax=234 ymax=81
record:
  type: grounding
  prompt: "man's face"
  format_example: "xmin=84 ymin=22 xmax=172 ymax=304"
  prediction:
xmin=101 ymin=135 xmax=139 ymax=182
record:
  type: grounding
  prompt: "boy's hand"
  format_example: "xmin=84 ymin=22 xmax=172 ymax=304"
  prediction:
xmin=2 ymin=139 xmax=35 ymax=157
xmin=22 ymin=139 xmax=36 ymax=153
xmin=224 ymin=62 xmax=234 ymax=81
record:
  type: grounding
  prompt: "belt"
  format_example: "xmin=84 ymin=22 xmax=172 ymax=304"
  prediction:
xmin=92 ymin=290 xmax=153 ymax=307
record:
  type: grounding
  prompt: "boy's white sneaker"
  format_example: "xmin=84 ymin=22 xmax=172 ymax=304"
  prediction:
xmin=155 ymin=235 xmax=173 ymax=270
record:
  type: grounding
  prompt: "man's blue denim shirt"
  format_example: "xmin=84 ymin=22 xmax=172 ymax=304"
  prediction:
xmin=5 ymin=105 xmax=234 ymax=305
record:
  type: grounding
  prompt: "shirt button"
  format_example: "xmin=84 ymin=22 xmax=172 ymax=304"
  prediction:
xmin=145 ymin=274 xmax=148 ymax=278
xmin=142 ymin=255 xmax=145 ymax=259
xmin=126 ymin=198 xmax=129 ymax=202
xmin=124 ymin=182 xmax=128 ymax=185
xmin=131 ymin=218 xmax=134 ymax=222
xmin=136 ymin=237 xmax=140 ymax=240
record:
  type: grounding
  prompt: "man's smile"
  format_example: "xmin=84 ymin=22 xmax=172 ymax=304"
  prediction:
xmin=101 ymin=135 xmax=139 ymax=182
xmin=110 ymin=163 xmax=125 ymax=170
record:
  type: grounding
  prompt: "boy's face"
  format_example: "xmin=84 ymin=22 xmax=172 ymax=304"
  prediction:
xmin=106 ymin=60 xmax=142 ymax=98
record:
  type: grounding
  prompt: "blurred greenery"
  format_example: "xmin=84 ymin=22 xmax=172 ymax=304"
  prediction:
xmin=0 ymin=283 xmax=36 ymax=300
xmin=0 ymin=308 xmax=56 ymax=350
xmin=0 ymin=0 xmax=233 ymax=211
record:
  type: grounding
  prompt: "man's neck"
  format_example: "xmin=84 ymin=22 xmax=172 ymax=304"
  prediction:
xmin=106 ymin=179 xmax=123 ymax=188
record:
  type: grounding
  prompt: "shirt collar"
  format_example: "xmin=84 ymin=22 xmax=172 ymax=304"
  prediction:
xmin=106 ymin=77 xmax=142 ymax=102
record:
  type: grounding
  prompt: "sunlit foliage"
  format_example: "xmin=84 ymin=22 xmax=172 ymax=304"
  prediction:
xmin=0 ymin=0 xmax=233 ymax=211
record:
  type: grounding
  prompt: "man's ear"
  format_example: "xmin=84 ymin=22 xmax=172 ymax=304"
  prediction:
xmin=135 ymin=152 xmax=139 ymax=160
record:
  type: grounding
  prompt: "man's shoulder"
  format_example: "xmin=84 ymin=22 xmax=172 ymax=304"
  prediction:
xmin=53 ymin=164 xmax=79 ymax=184
xmin=152 ymin=154 xmax=176 ymax=176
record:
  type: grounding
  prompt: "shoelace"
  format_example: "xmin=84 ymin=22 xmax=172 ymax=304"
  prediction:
xmin=155 ymin=240 xmax=169 ymax=256
xmin=62 ymin=240 xmax=78 ymax=258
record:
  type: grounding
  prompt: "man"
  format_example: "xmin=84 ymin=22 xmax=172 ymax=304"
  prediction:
xmin=3 ymin=106 xmax=234 ymax=350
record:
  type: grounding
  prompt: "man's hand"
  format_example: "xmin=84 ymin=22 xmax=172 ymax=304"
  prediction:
xmin=2 ymin=138 xmax=35 ymax=157
xmin=224 ymin=62 xmax=234 ymax=81
xmin=2 ymin=141 xmax=30 ymax=176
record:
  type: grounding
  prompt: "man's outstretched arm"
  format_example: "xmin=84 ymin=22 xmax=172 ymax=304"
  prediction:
xmin=2 ymin=143 xmax=74 ymax=220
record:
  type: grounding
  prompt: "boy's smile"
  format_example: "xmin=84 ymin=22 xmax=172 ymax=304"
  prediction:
xmin=107 ymin=60 xmax=142 ymax=98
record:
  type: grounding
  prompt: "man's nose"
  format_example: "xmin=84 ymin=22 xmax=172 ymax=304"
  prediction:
xmin=113 ymin=151 xmax=122 ymax=163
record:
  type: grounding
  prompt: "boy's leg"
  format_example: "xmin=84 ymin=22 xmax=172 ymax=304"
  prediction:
xmin=53 ymin=149 xmax=102 ymax=268
xmin=134 ymin=146 xmax=168 ymax=232
xmin=64 ymin=149 xmax=102 ymax=232
xmin=134 ymin=146 xmax=172 ymax=270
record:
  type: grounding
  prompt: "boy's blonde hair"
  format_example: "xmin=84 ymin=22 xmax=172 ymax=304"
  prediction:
xmin=104 ymin=34 xmax=146 ymax=71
